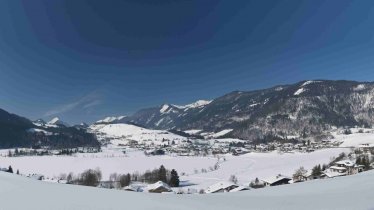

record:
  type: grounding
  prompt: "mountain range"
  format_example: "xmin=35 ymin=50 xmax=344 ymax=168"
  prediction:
xmin=0 ymin=109 xmax=99 ymax=149
xmin=1 ymin=79 xmax=374 ymax=148
xmin=115 ymin=80 xmax=374 ymax=142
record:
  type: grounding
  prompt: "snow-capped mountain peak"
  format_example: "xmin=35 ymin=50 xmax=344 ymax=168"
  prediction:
xmin=160 ymin=104 xmax=170 ymax=113
xmin=96 ymin=116 xmax=127 ymax=124
xmin=46 ymin=117 xmax=70 ymax=127
xmin=48 ymin=117 xmax=60 ymax=125
xmin=32 ymin=119 xmax=46 ymax=127
xmin=173 ymin=100 xmax=212 ymax=109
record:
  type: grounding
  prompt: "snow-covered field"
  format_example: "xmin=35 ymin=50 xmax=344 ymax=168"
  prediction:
xmin=89 ymin=123 xmax=187 ymax=145
xmin=1 ymin=127 xmax=373 ymax=192
xmin=0 ymin=169 xmax=373 ymax=210
xmin=0 ymin=147 xmax=349 ymax=190
xmin=0 ymin=150 xmax=217 ymax=180
xmin=181 ymin=148 xmax=349 ymax=190
xmin=333 ymin=128 xmax=374 ymax=147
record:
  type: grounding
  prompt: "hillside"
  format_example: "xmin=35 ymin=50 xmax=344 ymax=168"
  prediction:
xmin=0 ymin=170 xmax=373 ymax=210
xmin=0 ymin=108 xmax=99 ymax=149
xmin=89 ymin=123 xmax=187 ymax=146
xmin=124 ymin=80 xmax=374 ymax=141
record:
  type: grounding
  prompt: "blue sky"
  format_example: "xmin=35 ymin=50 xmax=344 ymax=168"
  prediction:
xmin=1 ymin=0 xmax=374 ymax=124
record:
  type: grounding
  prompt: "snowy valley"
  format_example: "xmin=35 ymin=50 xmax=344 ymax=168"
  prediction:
xmin=1 ymin=80 xmax=374 ymax=209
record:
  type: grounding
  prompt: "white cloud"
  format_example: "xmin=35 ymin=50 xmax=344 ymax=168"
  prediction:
xmin=44 ymin=91 xmax=102 ymax=117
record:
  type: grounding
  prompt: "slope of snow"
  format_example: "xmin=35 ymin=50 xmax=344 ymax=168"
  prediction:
xmin=89 ymin=123 xmax=187 ymax=145
xmin=48 ymin=117 xmax=60 ymax=124
xmin=173 ymin=100 xmax=212 ymax=109
xmin=332 ymin=130 xmax=374 ymax=147
xmin=46 ymin=117 xmax=69 ymax=127
xmin=294 ymin=88 xmax=306 ymax=96
xmin=301 ymin=80 xmax=321 ymax=87
xmin=353 ymin=84 xmax=366 ymax=91
xmin=184 ymin=129 xmax=203 ymax=135
xmin=0 ymin=169 xmax=373 ymax=209
xmin=27 ymin=128 xmax=52 ymax=135
xmin=209 ymin=129 xmax=233 ymax=138
xmin=160 ymin=104 xmax=170 ymax=113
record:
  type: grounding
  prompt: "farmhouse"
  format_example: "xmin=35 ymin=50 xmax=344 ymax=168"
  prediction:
xmin=205 ymin=181 xmax=239 ymax=193
xmin=261 ymin=174 xmax=291 ymax=186
xmin=147 ymin=181 xmax=172 ymax=193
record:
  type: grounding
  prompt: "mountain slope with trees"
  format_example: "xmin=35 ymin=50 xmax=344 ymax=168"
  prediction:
xmin=123 ymin=80 xmax=374 ymax=142
xmin=0 ymin=108 xmax=99 ymax=149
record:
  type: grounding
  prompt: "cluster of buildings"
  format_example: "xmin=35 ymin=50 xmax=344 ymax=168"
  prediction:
xmin=133 ymin=137 xmax=344 ymax=157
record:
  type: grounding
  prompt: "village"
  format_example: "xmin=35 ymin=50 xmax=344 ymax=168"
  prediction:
xmin=124 ymin=135 xmax=346 ymax=157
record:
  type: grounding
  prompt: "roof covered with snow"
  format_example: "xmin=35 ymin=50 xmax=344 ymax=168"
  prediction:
xmin=205 ymin=181 xmax=238 ymax=193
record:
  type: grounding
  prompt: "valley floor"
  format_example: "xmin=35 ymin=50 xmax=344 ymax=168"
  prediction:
xmin=0 ymin=169 xmax=373 ymax=210
xmin=0 ymin=147 xmax=349 ymax=190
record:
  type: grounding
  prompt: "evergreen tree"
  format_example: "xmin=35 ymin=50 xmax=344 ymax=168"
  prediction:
xmin=7 ymin=165 xmax=13 ymax=173
xmin=311 ymin=164 xmax=322 ymax=177
xmin=16 ymin=169 xmax=19 ymax=175
xmin=169 ymin=169 xmax=180 ymax=187
xmin=158 ymin=165 xmax=167 ymax=183
xmin=119 ymin=173 xmax=131 ymax=187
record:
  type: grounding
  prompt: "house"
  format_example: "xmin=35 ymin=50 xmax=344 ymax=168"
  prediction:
xmin=98 ymin=181 xmax=115 ymax=189
xmin=261 ymin=174 xmax=291 ymax=186
xmin=147 ymin=181 xmax=172 ymax=193
xmin=205 ymin=181 xmax=239 ymax=193
xmin=335 ymin=160 xmax=362 ymax=175
xmin=323 ymin=159 xmax=364 ymax=178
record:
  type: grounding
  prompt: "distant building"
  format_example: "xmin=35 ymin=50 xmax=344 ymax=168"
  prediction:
xmin=205 ymin=181 xmax=239 ymax=193
xmin=323 ymin=160 xmax=364 ymax=178
xmin=147 ymin=181 xmax=172 ymax=193
xmin=261 ymin=174 xmax=291 ymax=186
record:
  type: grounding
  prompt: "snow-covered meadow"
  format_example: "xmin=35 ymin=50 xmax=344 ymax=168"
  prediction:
xmin=0 ymin=147 xmax=349 ymax=190
xmin=1 ymin=127 xmax=373 ymax=190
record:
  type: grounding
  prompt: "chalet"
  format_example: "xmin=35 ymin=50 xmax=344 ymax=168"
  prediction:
xmin=335 ymin=160 xmax=363 ymax=175
xmin=261 ymin=174 xmax=291 ymax=186
xmin=205 ymin=182 xmax=239 ymax=193
xmin=323 ymin=159 xmax=364 ymax=178
xmin=147 ymin=181 xmax=172 ymax=193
